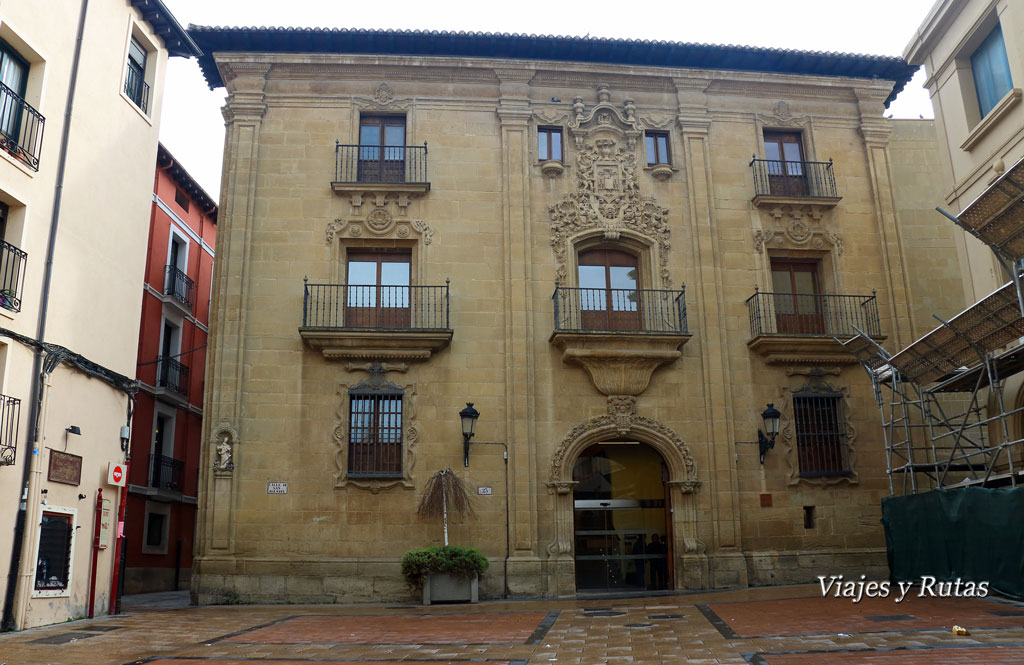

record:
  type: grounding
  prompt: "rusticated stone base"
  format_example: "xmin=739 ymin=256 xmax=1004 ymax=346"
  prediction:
xmin=744 ymin=548 xmax=888 ymax=586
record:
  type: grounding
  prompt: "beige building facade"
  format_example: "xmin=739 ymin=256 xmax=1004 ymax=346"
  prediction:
xmin=189 ymin=28 xmax=963 ymax=602
xmin=905 ymin=0 xmax=1023 ymax=303
xmin=0 ymin=0 xmax=197 ymax=630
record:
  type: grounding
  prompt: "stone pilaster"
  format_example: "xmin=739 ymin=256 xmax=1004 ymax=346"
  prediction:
xmin=495 ymin=69 xmax=540 ymax=566
xmin=676 ymin=79 xmax=743 ymax=578
xmin=198 ymin=63 xmax=269 ymax=556
xmin=856 ymin=85 xmax=915 ymax=345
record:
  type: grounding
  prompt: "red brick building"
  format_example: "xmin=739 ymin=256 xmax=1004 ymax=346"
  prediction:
xmin=123 ymin=144 xmax=216 ymax=593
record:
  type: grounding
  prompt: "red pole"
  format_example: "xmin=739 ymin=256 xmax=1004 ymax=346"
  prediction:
xmin=109 ymin=464 xmax=127 ymax=615
xmin=88 ymin=488 xmax=103 ymax=619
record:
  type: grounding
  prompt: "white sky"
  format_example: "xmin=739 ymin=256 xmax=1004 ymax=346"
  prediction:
xmin=158 ymin=0 xmax=939 ymax=199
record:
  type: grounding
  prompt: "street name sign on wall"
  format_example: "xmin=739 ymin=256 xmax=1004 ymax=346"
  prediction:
xmin=267 ymin=482 xmax=288 ymax=494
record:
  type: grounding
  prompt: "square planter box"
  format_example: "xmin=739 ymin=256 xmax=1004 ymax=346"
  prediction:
xmin=422 ymin=573 xmax=478 ymax=605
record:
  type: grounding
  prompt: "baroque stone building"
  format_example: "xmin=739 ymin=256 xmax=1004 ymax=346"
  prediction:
xmin=187 ymin=27 xmax=963 ymax=602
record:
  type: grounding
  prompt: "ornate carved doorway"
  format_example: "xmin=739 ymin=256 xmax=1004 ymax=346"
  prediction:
xmin=572 ymin=442 xmax=671 ymax=591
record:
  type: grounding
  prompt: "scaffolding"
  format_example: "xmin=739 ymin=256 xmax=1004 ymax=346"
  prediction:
xmin=846 ymin=155 xmax=1024 ymax=495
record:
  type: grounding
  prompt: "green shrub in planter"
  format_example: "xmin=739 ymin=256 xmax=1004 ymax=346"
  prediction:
xmin=401 ymin=545 xmax=488 ymax=590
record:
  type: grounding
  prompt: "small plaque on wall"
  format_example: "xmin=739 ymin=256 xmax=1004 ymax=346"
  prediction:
xmin=48 ymin=450 xmax=83 ymax=486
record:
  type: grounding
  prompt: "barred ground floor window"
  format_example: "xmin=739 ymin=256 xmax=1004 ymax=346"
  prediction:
xmin=348 ymin=391 xmax=403 ymax=478
xmin=793 ymin=393 xmax=850 ymax=477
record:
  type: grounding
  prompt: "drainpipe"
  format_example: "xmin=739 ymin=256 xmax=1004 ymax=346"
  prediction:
xmin=0 ymin=0 xmax=89 ymax=632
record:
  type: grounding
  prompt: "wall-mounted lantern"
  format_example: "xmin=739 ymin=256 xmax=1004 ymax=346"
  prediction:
xmin=758 ymin=403 xmax=781 ymax=464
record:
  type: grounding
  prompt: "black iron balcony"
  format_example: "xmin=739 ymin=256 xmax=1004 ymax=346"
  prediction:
xmin=163 ymin=265 xmax=195 ymax=311
xmin=149 ymin=454 xmax=184 ymax=491
xmin=0 ymin=240 xmax=27 ymax=313
xmin=303 ymin=282 xmax=450 ymax=330
xmin=124 ymin=65 xmax=150 ymax=113
xmin=750 ymin=158 xmax=839 ymax=200
xmin=156 ymin=357 xmax=189 ymax=398
xmin=334 ymin=142 xmax=428 ymax=188
xmin=553 ymin=285 xmax=688 ymax=334
xmin=0 ymin=80 xmax=44 ymax=171
xmin=746 ymin=289 xmax=881 ymax=338
xmin=300 ymin=281 xmax=453 ymax=361
xmin=0 ymin=394 xmax=22 ymax=467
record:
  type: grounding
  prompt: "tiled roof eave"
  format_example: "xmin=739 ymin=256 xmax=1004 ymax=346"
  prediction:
xmin=187 ymin=26 xmax=914 ymax=105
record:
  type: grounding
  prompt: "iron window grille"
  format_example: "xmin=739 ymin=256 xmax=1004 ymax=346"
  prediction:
xmin=35 ymin=512 xmax=73 ymax=591
xmin=0 ymin=393 xmax=21 ymax=466
xmin=348 ymin=389 xmax=403 ymax=479
xmin=793 ymin=393 xmax=851 ymax=478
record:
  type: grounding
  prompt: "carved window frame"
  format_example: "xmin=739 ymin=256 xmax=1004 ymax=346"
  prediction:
xmin=334 ymin=375 xmax=417 ymax=492
xmin=570 ymin=234 xmax=655 ymax=293
xmin=778 ymin=377 xmax=858 ymax=487
xmin=754 ymin=103 xmax=819 ymax=163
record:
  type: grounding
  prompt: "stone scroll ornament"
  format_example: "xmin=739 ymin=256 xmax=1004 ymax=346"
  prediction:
xmin=548 ymin=91 xmax=673 ymax=287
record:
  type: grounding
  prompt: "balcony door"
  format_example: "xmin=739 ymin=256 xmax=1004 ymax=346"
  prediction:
xmin=771 ymin=259 xmax=824 ymax=334
xmin=346 ymin=250 xmax=411 ymax=328
xmin=577 ymin=249 xmax=640 ymax=331
xmin=763 ymin=131 xmax=807 ymax=196
xmin=0 ymin=42 xmax=28 ymax=144
xmin=359 ymin=116 xmax=406 ymax=183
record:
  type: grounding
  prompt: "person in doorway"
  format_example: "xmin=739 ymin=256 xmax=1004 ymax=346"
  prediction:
xmin=649 ymin=534 xmax=667 ymax=589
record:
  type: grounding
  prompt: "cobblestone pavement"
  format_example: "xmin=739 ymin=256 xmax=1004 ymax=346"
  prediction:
xmin=1 ymin=584 xmax=1022 ymax=664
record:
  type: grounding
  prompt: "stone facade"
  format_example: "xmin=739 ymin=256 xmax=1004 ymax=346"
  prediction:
xmin=189 ymin=29 xmax=963 ymax=603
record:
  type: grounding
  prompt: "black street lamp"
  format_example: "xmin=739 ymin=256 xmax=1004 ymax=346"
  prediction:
xmin=758 ymin=403 xmax=781 ymax=464
xmin=460 ymin=402 xmax=479 ymax=467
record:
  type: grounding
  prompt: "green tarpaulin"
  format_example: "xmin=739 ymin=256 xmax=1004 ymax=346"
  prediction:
xmin=881 ymin=486 xmax=1024 ymax=600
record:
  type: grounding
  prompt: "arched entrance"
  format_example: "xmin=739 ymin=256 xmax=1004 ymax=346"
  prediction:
xmin=545 ymin=402 xmax=705 ymax=597
xmin=573 ymin=442 xmax=671 ymax=591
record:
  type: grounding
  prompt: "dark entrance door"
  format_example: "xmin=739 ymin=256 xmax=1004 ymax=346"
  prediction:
xmin=572 ymin=443 xmax=670 ymax=591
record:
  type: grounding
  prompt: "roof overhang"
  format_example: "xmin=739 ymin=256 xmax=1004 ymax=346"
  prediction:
xmin=130 ymin=0 xmax=202 ymax=59
xmin=188 ymin=26 xmax=914 ymax=105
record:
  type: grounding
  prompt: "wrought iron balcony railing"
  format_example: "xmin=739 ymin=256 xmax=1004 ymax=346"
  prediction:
xmin=124 ymin=65 xmax=150 ymax=113
xmin=163 ymin=265 xmax=195 ymax=310
xmin=302 ymin=282 xmax=450 ymax=330
xmin=750 ymin=158 xmax=838 ymax=199
xmin=553 ymin=285 xmax=688 ymax=334
xmin=156 ymin=356 xmax=189 ymax=397
xmin=0 ymin=394 xmax=22 ymax=467
xmin=149 ymin=454 xmax=184 ymax=491
xmin=746 ymin=289 xmax=881 ymax=338
xmin=0 ymin=240 xmax=27 ymax=313
xmin=0 ymin=80 xmax=44 ymax=171
xmin=334 ymin=142 xmax=428 ymax=185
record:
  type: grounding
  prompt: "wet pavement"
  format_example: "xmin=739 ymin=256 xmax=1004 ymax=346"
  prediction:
xmin=1 ymin=584 xmax=1022 ymax=664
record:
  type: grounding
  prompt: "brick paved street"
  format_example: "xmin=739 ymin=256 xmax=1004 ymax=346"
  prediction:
xmin=0 ymin=584 xmax=1021 ymax=664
